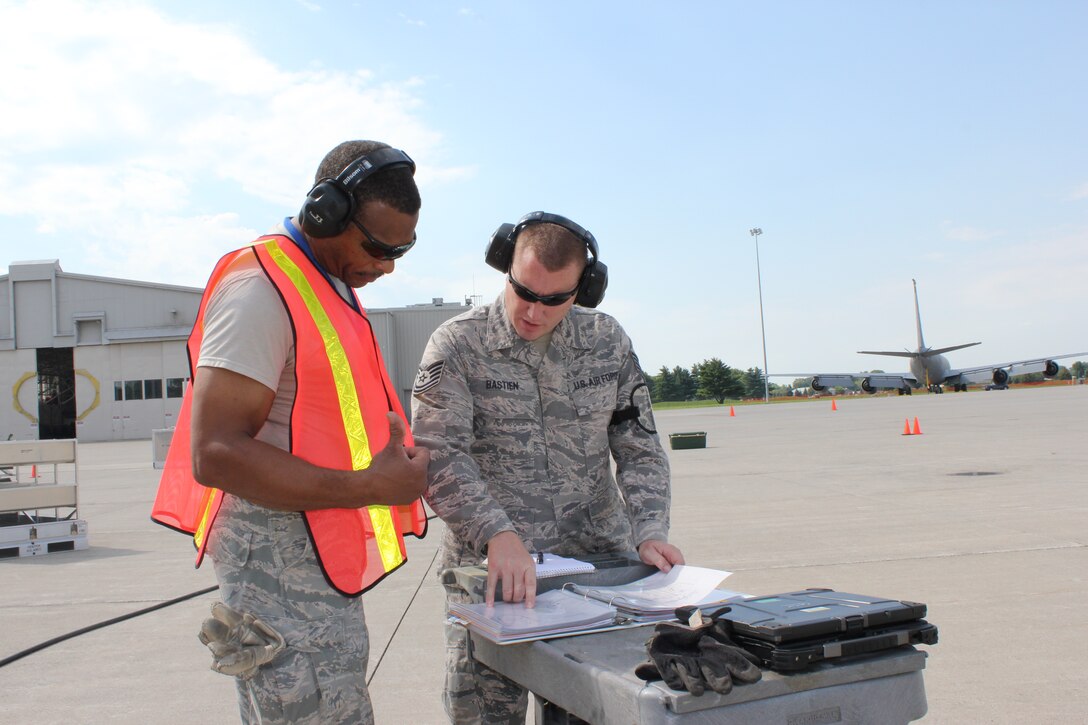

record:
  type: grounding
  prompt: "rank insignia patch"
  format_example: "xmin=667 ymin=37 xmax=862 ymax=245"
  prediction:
xmin=413 ymin=360 xmax=445 ymax=395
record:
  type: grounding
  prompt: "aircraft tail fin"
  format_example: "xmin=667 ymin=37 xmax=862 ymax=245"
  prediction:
xmin=858 ymin=280 xmax=981 ymax=360
xmin=913 ymin=279 xmax=925 ymax=352
xmin=911 ymin=277 xmax=982 ymax=357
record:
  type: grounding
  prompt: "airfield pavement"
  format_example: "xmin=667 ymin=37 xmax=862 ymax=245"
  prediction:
xmin=0 ymin=384 xmax=1085 ymax=724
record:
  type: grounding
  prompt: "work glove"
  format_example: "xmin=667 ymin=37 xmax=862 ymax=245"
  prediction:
xmin=198 ymin=601 xmax=285 ymax=679
xmin=634 ymin=607 xmax=762 ymax=696
xmin=693 ymin=636 xmax=763 ymax=694
xmin=634 ymin=619 xmax=715 ymax=695
xmin=703 ymin=609 xmax=764 ymax=669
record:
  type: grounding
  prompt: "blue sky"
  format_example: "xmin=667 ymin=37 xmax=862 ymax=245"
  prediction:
xmin=2 ymin=0 xmax=1086 ymax=376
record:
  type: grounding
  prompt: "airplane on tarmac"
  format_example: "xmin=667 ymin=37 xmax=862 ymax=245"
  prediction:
xmin=783 ymin=279 xmax=1087 ymax=395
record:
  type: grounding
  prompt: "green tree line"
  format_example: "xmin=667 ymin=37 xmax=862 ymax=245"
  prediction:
xmin=646 ymin=358 xmax=780 ymax=403
xmin=645 ymin=359 xmax=1088 ymax=403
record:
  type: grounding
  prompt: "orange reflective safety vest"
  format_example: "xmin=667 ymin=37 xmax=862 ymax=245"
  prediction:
xmin=151 ymin=235 xmax=427 ymax=596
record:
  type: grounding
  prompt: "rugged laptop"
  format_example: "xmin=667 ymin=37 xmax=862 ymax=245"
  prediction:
xmin=714 ymin=588 xmax=938 ymax=672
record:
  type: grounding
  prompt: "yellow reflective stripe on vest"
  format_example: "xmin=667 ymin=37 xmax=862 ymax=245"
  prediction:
xmin=193 ymin=485 xmax=218 ymax=550
xmin=264 ymin=239 xmax=403 ymax=572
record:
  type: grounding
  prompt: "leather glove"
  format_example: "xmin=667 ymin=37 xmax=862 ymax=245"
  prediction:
xmin=634 ymin=607 xmax=762 ymax=696
xmin=198 ymin=601 xmax=285 ymax=679
xmin=634 ymin=619 xmax=716 ymax=695
xmin=694 ymin=636 xmax=763 ymax=694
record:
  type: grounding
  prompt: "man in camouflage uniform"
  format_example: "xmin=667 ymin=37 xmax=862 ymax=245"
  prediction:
xmin=411 ymin=212 xmax=685 ymax=724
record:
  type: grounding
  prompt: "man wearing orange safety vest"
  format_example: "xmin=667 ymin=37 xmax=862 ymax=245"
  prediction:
xmin=152 ymin=140 xmax=428 ymax=725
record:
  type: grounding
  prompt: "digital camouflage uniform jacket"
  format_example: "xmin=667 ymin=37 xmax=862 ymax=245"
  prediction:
xmin=410 ymin=294 xmax=671 ymax=572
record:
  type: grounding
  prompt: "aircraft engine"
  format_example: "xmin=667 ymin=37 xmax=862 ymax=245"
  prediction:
xmin=992 ymin=368 xmax=1009 ymax=386
xmin=1044 ymin=360 xmax=1059 ymax=377
xmin=861 ymin=378 xmax=876 ymax=393
xmin=811 ymin=377 xmax=826 ymax=392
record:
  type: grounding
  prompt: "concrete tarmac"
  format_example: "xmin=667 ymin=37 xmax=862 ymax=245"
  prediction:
xmin=1 ymin=385 xmax=1085 ymax=723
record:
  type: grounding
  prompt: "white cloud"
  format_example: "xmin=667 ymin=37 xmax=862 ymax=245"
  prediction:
xmin=956 ymin=231 xmax=1088 ymax=314
xmin=0 ymin=0 xmax=452 ymax=284
xmin=85 ymin=212 xmax=259 ymax=288
xmin=939 ymin=221 xmax=1000 ymax=242
xmin=1070 ymin=183 xmax=1088 ymax=201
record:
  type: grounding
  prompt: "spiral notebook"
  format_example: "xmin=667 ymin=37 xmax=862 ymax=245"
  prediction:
xmin=535 ymin=553 xmax=596 ymax=579
xmin=479 ymin=553 xmax=596 ymax=579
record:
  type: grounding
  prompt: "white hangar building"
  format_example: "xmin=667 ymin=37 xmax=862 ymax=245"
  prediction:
xmin=1 ymin=260 xmax=468 ymax=443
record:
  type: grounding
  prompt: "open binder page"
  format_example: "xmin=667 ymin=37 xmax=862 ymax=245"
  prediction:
xmin=449 ymin=589 xmax=617 ymax=643
xmin=569 ymin=565 xmax=734 ymax=615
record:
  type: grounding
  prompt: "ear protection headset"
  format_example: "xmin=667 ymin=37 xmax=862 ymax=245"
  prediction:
xmin=485 ymin=211 xmax=609 ymax=308
xmin=299 ymin=147 xmax=416 ymax=238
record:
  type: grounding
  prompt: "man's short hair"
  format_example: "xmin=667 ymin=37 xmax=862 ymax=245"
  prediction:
xmin=316 ymin=140 xmax=421 ymax=216
xmin=515 ymin=223 xmax=588 ymax=272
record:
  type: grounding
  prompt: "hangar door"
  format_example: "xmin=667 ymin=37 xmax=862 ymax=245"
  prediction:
xmin=36 ymin=348 xmax=77 ymax=440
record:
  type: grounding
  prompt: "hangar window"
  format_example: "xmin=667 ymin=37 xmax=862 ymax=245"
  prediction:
xmin=123 ymin=380 xmax=143 ymax=400
xmin=114 ymin=381 xmax=123 ymax=402
xmin=144 ymin=379 xmax=163 ymax=399
xmin=166 ymin=378 xmax=185 ymax=398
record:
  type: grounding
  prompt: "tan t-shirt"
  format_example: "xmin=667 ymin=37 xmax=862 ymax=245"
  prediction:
xmin=196 ymin=222 xmax=357 ymax=451
xmin=198 ymin=252 xmax=295 ymax=451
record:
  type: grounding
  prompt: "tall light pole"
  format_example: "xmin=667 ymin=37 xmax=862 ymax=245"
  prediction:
xmin=749 ymin=227 xmax=770 ymax=402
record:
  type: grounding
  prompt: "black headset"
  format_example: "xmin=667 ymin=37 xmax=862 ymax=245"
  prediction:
xmin=299 ymin=147 xmax=416 ymax=238
xmin=485 ymin=211 xmax=608 ymax=308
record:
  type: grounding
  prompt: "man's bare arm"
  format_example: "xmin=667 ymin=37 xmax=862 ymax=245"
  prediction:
xmin=191 ymin=367 xmax=428 ymax=510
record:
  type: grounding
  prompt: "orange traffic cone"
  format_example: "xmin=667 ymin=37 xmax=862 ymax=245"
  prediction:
xmin=831 ymin=399 xmax=838 ymax=411
xmin=729 ymin=406 xmax=736 ymax=417
xmin=912 ymin=417 xmax=923 ymax=435
xmin=902 ymin=419 xmax=912 ymax=436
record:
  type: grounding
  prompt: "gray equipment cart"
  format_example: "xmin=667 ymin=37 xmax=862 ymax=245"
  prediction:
xmin=471 ymin=624 xmax=927 ymax=724
xmin=445 ymin=555 xmax=929 ymax=724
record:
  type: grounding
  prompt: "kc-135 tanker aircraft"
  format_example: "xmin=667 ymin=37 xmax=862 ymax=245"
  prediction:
xmin=783 ymin=279 xmax=1087 ymax=395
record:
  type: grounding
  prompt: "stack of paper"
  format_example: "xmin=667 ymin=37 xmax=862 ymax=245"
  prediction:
xmin=568 ymin=565 xmax=744 ymax=622
xmin=449 ymin=589 xmax=617 ymax=644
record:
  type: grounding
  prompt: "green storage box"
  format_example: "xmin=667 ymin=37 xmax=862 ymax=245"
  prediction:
xmin=669 ymin=432 xmax=707 ymax=450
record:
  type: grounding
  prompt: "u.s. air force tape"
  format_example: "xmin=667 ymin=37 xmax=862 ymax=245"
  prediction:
xmin=413 ymin=360 xmax=445 ymax=395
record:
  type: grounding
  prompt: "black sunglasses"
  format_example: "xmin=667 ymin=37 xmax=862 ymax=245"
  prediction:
xmin=507 ymin=271 xmax=579 ymax=306
xmin=351 ymin=218 xmax=416 ymax=260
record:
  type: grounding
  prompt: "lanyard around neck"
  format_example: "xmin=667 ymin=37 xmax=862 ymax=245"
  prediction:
xmin=282 ymin=217 xmax=360 ymax=313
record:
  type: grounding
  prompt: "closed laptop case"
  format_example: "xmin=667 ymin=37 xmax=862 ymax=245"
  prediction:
xmin=717 ymin=588 xmax=928 ymax=644
xmin=732 ymin=619 xmax=939 ymax=671
xmin=713 ymin=588 xmax=936 ymax=672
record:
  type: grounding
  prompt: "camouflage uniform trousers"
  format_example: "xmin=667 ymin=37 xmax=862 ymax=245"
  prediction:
xmin=444 ymin=583 xmax=529 ymax=725
xmin=207 ymin=495 xmax=374 ymax=725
